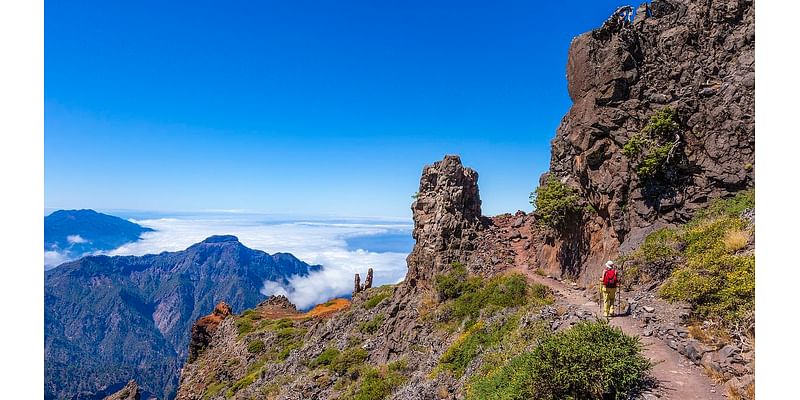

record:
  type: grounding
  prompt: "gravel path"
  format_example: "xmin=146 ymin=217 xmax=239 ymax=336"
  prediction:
xmin=517 ymin=268 xmax=727 ymax=400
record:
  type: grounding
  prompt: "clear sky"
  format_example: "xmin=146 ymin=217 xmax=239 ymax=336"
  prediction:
xmin=45 ymin=0 xmax=626 ymax=218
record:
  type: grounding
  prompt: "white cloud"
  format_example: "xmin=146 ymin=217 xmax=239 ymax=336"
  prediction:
xmin=66 ymin=234 xmax=88 ymax=244
xmin=98 ymin=215 xmax=413 ymax=309
xmin=44 ymin=250 xmax=71 ymax=269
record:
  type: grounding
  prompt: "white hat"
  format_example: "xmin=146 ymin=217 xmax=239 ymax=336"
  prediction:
xmin=605 ymin=260 xmax=615 ymax=269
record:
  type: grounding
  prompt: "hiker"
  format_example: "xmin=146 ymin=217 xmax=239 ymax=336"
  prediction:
xmin=600 ymin=260 xmax=619 ymax=317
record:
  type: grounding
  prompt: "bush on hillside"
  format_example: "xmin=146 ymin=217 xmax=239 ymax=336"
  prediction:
xmin=434 ymin=263 xmax=553 ymax=328
xmin=622 ymin=107 xmax=682 ymax=180
xmin=467 ymin=321 xmax=652 ymax=400
xmin=438 ymin=317 xmax=519 ymax=377
xmin=529 ymin=177 xmax=582 ymax=230
xmin=624 ymin=190 xmax=755 ymax=329
xmin=310 ymin=348 xmax=340 ymax=369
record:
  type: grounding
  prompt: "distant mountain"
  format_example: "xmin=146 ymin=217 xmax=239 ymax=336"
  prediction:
xmin=44 ymin=235 xmax=322 ymax=400
xmin=44 ymin=209 xmax=154 ymax=266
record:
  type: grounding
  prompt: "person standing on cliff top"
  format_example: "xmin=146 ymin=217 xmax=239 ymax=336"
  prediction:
xmin=600 ymin=260 xmax=619 ymax=318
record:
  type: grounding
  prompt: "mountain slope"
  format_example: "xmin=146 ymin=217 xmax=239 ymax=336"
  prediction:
xmin=44 ymin=209 xmax=154 ymax=267
xmin=45 ymin=235 xmax=321 ymax=400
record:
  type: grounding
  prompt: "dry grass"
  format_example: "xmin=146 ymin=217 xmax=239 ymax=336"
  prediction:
xmin=418 ymin=292 xmax=439 ymax=320
xmin=726 ymin=381 xmax=754 ymax=400
xmin=534 ymin=268 xmax=546 ymax=276
xmin=723 ymin=228 xmax=749 ymax=252
xmin=303 ymin=298 xmax=350 ymax=319
xmin=702 ymin=364 xmax=727 ymax=384
xmin=727 ymin=385 xmax=743 ymax=400
xmin=745 ymin=381 xmax=755 ymax=399
xmin=688 ymin=324 xmax=732 ymax=347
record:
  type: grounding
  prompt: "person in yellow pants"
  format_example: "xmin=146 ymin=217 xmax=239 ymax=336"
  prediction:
xmin=600 ymin=260 xmax=619 ymax=317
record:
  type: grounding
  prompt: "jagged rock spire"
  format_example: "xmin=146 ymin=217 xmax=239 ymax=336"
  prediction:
xmin=404 ymin=155 xmax=484 ymax=288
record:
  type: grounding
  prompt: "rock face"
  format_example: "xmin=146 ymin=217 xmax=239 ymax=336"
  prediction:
xmin=405 ymin=155 xmax=485 ymax=288
xmin=103 ymin=380 xmax=141 ymax=400
xmin=534 ymin=0 xmax=755 ymax=283
xmin=188 ymin=302 xmax=233 ymax=363
xmin=45 ymin=235 xmax=321 ymax=400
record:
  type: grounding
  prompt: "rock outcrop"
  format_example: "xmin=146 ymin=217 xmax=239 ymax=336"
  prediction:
xmin=405 ymin=155 xmax=485 ymax=288
xmin=103 ymin=380 xmax=141 ymax=400
xmin=353 ymin=268 xmax=374 ymax=296
xmin=188 ymin=302 xmax=233 ymax=363
xmin=533 ymin=0 xmax=755 ymax=284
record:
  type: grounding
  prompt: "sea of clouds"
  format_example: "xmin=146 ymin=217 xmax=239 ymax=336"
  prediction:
xmin=47 ymin=214 xmax=413 ymax=309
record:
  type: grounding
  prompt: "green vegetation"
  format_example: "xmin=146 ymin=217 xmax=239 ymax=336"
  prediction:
xmin=247 ymin=339 xmax=265 ymax=354
xmin=310 ymin=348 xmax=341 ymax=369
xmin=203 ymin=381 xmax=226 ymax=400
xmin=467 ymin=321 xmax=652 ymax=400
xmin=622 ymin=107 xmax=682 ymax=180
xmin=438 ymin=316 xmax=519 ymax=377
xmin=529 ymin=177 xmax=582 ymax=229
xmin=363 ymin=285 xmax=393 ymax=309
xmin=350 ymin=365 xmax=407 ymax=400
xmin=274 ymin=326 xmax=305 ymax=360
xmin=330 ymin=347 xmax=369 ymax=376
xmin=432 ymin=263 xmax=555 ymax=378
xmin=236 ymin=312 xmax=297 ymax=337
xmin=236 ymin=318 xmax=255 ymax=337
xmin=359 ymin=314 xmax=385 ymax=335
xmin=625 ymin=190 xmax=754 ymax=328
xmin=434 ymin=263 xmax=554 ymax=329
xmin=225 ymin=359 xmax=267 ymax=397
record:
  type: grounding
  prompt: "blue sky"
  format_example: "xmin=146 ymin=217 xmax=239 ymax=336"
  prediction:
xmin=45 ymin=0 xmax=626 ymax=218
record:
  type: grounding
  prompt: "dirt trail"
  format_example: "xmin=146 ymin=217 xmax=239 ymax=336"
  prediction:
xmin=517 ymin=266 xmax=725 ymax=399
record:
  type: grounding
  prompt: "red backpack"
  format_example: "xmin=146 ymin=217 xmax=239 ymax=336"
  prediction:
xmin=603 ymin=269 xmax=618 ymax=288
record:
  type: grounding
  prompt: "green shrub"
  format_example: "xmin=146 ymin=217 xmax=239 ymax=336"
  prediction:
xmin=203 ymin=381 xmax=226 ymax=400
xmin=330 ymin=347 xmax=369 ymax=376
xmin=277 ymin=340 xmax=303 ymax=360
xmin=641 ymin=106 xmax=680 ymax=137
xmin=636 ymin=143 xmax=673 ymax=178
xmin=467 ymin=321 xmax=651 ymax=400
xmin=359 ymin=314 xmax=385 ymax=335
xmin=434 ymin=265 xmax=553 ymax=328
xmin=226 ymin=374 xmax=256 ymax=397
xmin=351 ymin=366 xmax=406 ymax=400
xmin=363 ymin=286 xmax=393 ymax=309
xmin=311 ymin=348 xmax=341 ymax=368
xmin=438 ymin=316 xmax=519 ymax=377
xmin=236 ymin=318 xmax=255 ymax=336
xmin=434 ymin=262 xmax=471 ymax=300
xmin=247 ymin=340 xmax=265 ymax=354
xmin=265 ymin=326 xmax=305 ymax=360
xmin=620 ymin=190 xmax=755 ymax=328
xmin=622 ymin=132 xmax=647 ymax=157
xmin=697 ymin=189 xmax=754 ymax=220
xmin=530 ymin=177 xmax=581 ymax=229
xmin=622 ymin=107 xmax=682 ymax=180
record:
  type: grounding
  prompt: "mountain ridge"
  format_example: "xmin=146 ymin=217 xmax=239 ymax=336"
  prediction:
xmin=45 ymin=209 xmax=155 ymax=267
xmin=45 ymin=235 xmax=321 ymax=400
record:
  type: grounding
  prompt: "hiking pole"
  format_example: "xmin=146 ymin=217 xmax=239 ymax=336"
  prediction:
xmin=616 ymin=261 xmax=624 ymax=316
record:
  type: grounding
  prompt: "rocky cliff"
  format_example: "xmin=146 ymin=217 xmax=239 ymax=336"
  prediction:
xmin=532 ymin=0 xmax=754 ymax=284
xmin=45 ymin=236 xmax=321 ymax=400
xmin=405 ymin=155 xmax=486 ymax=288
